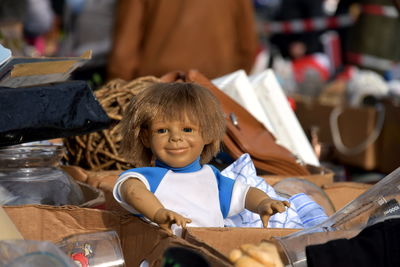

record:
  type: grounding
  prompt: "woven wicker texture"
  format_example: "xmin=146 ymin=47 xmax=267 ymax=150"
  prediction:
xmin=64 ymin=76 xmax=160 ymax=170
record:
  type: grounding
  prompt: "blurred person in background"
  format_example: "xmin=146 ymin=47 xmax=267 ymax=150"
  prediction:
xmin=268 ymin=0 xmax=327 ymax=61
xmin=106 ymin=0 xmax=258 ymax=81
xmin=55 ymin=0 xmax=118 ymax=88
xmin=263 ymin=0 xmax=331 ymax=96
xmin=0 ymin=0 xmax=55 ymax=56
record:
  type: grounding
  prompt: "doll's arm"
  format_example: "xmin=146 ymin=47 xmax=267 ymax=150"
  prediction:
xmin=245 ymin=187 xmax=290 ymax=228
xmin=120 ymin=178 xmax=191 ymax=235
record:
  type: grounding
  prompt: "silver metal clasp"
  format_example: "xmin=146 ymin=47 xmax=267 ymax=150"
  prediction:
xmin=229 ymin=112 xmax=240 ymax=129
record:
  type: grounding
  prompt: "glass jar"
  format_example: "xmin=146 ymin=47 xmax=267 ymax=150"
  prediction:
xmin=0 ymin=144 xmax=84 ymax=206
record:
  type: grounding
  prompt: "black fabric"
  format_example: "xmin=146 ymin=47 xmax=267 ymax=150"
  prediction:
xmin=306 ymin=218 xmax=400 ymax=267
xmin=0 ymin=80 xmax=111 ymax=147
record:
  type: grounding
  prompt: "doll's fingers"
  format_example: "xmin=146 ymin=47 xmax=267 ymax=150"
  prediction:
xmin=264 ymin=206 xmax=273 ymax=215
xmin=272 ymin=202 xmax=287 ymax=213
xmin=161 ymin=213 xmax=172 ymax=224
xmin=168 ymin=213 xmax=182 ymax=224
xmin=180 ymin=221 xmax=187 ymax=228
xmin=159 ymin=223 xmax=173 ymax=236
xmin=178 ymin=218 xmax=192 ymax=228
xmin=182 ymin=218 xmax=192 ymax=228
xmin=283 ymin=200 xmax=290 ymax=208
xmin=261 ymin=214 xmax=270 ymax=228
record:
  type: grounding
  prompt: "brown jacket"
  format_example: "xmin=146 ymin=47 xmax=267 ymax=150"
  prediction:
xmin=107 ymin=0 xmax=258 ymax=80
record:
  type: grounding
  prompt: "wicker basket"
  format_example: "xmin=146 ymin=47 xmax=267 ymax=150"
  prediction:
xmin=64 ymin=76 xmax=160 ymax=170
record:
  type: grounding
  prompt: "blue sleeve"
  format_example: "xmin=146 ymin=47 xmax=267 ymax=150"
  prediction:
xmin=209 ymin=165 xmax=235 ymax=218
xmin=120 ymin=167 xmax=168 ymax=193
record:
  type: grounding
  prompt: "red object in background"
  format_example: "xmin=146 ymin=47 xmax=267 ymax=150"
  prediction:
xmin=287 ymin=96 xmax=296 ymax=111
xmin=336 ymin=65 xmax=356 ymax=81
xmin=292 ymin=54 xmax=331 ymax=83
xmin=25 ymin=36 xmax=46 ymax=56
xmin=321 ymin=31 xmax=342 ymax=71
xmin=71 ymin=252 xmax=89 ymax=267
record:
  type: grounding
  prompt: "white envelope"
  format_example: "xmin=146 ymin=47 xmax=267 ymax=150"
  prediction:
xmin=249 ymin=69 xmax=320 ymax=166
xmin=212 ymin=69 xmax=275 ymax=134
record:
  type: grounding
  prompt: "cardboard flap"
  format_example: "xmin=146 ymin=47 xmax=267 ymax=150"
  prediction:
xmin=261 ymin=164 xmax=334 ymax=187
xmin=183 ymin=227 xmax=298 ymax=259
xmin=5 ymin=205 xmax=121 ymax=242
xmin=119 ymin=215 xmax=231 ymax=266
xmin=322 ymin=182 xmax=371 ymax=210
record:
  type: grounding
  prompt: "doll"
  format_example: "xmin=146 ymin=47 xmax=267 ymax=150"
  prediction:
xmin=113 ymin=82 xmax=289 ymax=235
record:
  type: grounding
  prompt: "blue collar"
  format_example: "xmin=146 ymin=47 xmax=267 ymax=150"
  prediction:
xmin=155 ymin=157 xmax=202 ymax=173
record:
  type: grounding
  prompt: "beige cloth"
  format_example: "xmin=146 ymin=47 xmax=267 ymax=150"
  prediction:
xmin=107 ymin=0 xmax=258 ymax=80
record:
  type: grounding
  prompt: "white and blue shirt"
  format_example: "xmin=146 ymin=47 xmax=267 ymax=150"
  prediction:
xmin=113 ymin=157 xmax=250 ymax=227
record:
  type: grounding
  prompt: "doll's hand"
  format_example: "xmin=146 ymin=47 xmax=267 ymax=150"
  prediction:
xmin=257 ymin=199 xmax=290 ymax=228
xmin=153 ymin=208 xmax=192 ymax=236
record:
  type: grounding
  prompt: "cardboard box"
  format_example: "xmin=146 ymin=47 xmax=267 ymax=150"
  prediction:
xmin=183 ymin=227 xmax=298 ymax=260
xmin=77 ymin=181 xmax=106 ymax=209
xmin=322 ymin=182 xmax=372 ymax=211
xmin=376 ymin=100 xmax=400 ymax=174
xmin=4 ymin=205 xmax=296 ymax=266
xmin=261 ymin=164 xmax=334 ymax=187
xmin=3 ymin=175 xmax=371 ymax=267
xmin=295 ymin=98 xmax=379 ymax=170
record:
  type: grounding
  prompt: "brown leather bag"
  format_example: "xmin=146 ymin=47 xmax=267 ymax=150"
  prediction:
xmin=161 ymin=70 xmax=310 ymax=175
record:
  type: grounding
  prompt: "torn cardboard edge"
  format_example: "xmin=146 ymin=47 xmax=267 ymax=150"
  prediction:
xmin=76 ymin=181 xmax=106 ymax=209
xmin=261 ymin=164 xmax=334 ymax=187
xmin=183 ymin=227 xmax=299 ymax=260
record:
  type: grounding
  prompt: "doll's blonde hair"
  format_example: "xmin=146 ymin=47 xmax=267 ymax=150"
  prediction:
xmin=120 ymin=82 xmax=226 ymax=166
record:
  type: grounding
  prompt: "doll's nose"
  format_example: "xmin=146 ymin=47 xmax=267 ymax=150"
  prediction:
xmin=170 ymin=132 xmax=183 ymax=142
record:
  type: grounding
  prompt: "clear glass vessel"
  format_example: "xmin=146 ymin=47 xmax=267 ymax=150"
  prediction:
xmin=0 ymin=144 xmax=84 ymax=206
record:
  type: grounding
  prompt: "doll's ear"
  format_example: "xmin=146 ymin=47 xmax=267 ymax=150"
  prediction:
xmin=140 ymin=129 xmax=151 ymax=148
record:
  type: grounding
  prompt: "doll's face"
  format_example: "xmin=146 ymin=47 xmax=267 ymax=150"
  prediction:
xmin=143 ymin=115 xmax=208 ymax=168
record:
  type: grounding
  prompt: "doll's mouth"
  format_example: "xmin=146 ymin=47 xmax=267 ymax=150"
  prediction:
xmin=166 ymin=148 xmax=188 ymax=154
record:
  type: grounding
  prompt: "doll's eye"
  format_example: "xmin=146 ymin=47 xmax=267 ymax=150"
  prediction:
xmin=156 ymin=129 xmax=167 ymax=134
xmin=182 ymin=127 xmax=193 ymax=133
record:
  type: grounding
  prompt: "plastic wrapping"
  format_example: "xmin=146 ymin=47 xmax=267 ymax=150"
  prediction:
xmin=57 ymin=231 xmax=125 ymax=267
xmin=0 ymin=240 xmax=75 ymax=267
xmin=276 ymin=166 xmax=400 ymax=267
xmin=273 ymin=177 xmax=335 ymax=216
